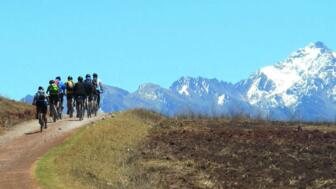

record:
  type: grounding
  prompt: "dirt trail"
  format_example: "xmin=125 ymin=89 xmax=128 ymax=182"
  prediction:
xmin=0 ymin=115 xmax=105 ymax=189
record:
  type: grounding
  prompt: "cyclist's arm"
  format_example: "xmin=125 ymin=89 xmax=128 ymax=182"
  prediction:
xmin=46 ymin=86 xmax=50 ymax=95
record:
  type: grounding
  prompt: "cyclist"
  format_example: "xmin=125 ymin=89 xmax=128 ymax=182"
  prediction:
xmin=84 ymin=74 xmax=94 ymax=117
xmin=65 ymin=76 xmax=75 ymax=117
xmin=32 ymin=86 xmax=48 ymax=129
xmin=55 ymin=76 xmax=66 ymax=114
xmin=74 ymin=76 xmax=86 ymax=119
xmin=46 ymin=80 xmax=59 ymax=119
xmin=92 ymin=73 xmax=104 ymax=107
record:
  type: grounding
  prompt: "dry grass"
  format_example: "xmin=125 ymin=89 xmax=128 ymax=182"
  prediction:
xmin=0 ymin=97 xmax=34 ymax=133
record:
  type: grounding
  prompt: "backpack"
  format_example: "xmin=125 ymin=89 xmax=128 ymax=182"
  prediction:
xmin=36 ymin=91 xmax=46 ymax=101
xmin=50 ymin=84 xmax=59 ymax=95
xmin=66 ymin=81 xmax=74 ymax=94
xmin=36 ymin=91 xmax=47 ymax=106
xmin=67 ymin=81 xmax=74 ymax=90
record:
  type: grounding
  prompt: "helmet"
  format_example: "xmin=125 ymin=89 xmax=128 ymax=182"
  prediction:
xmin=93 ymin=73 xmax=98 ymax=78
xmin=68 ymin=76 xmax=73 ymax=80
xmin=85 ymin=74 xmax=91 ymax=79
xmin=38 ymin=86 xmax=44 ymax=90
xmin=49 ymin=80 xmax=55 ymax=85
xmin=56 ymin=76 xmax=61 ymax=80
xmin=78 ymin=76 xmax=83 ymax=82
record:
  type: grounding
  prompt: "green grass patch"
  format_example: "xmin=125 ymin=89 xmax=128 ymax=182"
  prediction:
xmin=35 ymin=110 xmax=163 ymax=189
xmin=35 ymin=126 xmax=87 ymax=189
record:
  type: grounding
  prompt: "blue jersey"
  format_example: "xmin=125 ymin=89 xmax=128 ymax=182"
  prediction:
xmin=56 ymin=80 xmax=66 ymax=94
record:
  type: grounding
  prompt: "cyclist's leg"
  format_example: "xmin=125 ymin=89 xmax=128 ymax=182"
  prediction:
xmin=66 ymin=95 xmax=70 ymax=115
xmin=67 ymin=95 xmax=71 ymax=114
xmin=68 ymin=95 xmax=74 ymax=117
xmin=76 ymin=96 xmax=81 ymax=118
xmin=53 ymin=96 xmax=59 ymax=119
xmin=42 ymin=104 xmax=48 ymax=128
xmin=37 ymin=106 xmax=42 ymax=125
xmin=59 ymin=94 xmax=63 ymax=117
xmin=88 ymin=95 xmax=93 ymax=117
xmin=78 ymin=96 xmax=84 ymax=120
xmin=59 ymin=93 xmax=64 ymax=109
xmin=94 ymin=94 xmax=98 ymax=112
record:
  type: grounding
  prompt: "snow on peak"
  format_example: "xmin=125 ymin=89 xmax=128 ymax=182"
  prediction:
xmin=171 ymin=76 xmax=218 ymax=96
xmin=217 ymin=94 xmax=226 ymax=105
xmin=179 ymin=85 xmax=190 ymax=96
xmin=245 ymin=42 xmax=336 ymax=108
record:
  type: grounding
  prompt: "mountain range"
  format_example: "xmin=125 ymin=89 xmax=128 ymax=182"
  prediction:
xmin=22 ymin=42 xmax=336 ymax=122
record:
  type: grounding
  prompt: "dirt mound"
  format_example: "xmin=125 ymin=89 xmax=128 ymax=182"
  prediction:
xmin=0 ymin=97 xmax=34 ymax=131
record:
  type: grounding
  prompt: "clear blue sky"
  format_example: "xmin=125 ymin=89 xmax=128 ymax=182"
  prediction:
xmin=1 ymin=0 xmax=336 ymax=99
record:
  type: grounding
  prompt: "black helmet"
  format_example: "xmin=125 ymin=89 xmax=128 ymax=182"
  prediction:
xmin=56 ymin=76 xmax=61 ymax=80
xmin=38 ymin=86 xmax=44 ymax=90
xmin=68 ymin=76 xmax=73 ymax=80
xmin=85 ymin=74 xmax=91 ymax=79
xmin=93 ymin=73 xmax=98 ymax=78
xmin=78 ymin=76 xmax=83 ymax=82
xmin=49 ymin=80 xmax=55 ymax=85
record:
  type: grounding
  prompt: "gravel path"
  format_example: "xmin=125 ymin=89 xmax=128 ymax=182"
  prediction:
xmin=0 ymin=115 xmax=105 ymax=189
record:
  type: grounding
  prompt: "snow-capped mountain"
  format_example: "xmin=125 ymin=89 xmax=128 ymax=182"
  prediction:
xmin=236 ymin=41 xmax=336 ymax=121
xmin=170 ymin=77 xmax=253 ymax=115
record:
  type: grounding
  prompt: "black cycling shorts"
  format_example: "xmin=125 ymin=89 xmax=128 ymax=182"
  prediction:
xmin=66 ymin=94 xmax=74 ymax=100
xmin=49 ymin=94 xmax=59 ymax=105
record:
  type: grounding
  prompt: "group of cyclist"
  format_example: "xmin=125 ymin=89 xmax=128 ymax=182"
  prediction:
xmin=32 ymin=73 xmax=103 ymax=131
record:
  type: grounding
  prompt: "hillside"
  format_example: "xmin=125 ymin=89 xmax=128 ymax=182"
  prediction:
xmin=36 ymin=110 xmax=336 ymax=189
xmin=0 ymin=97 xmax=34 ymax=133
